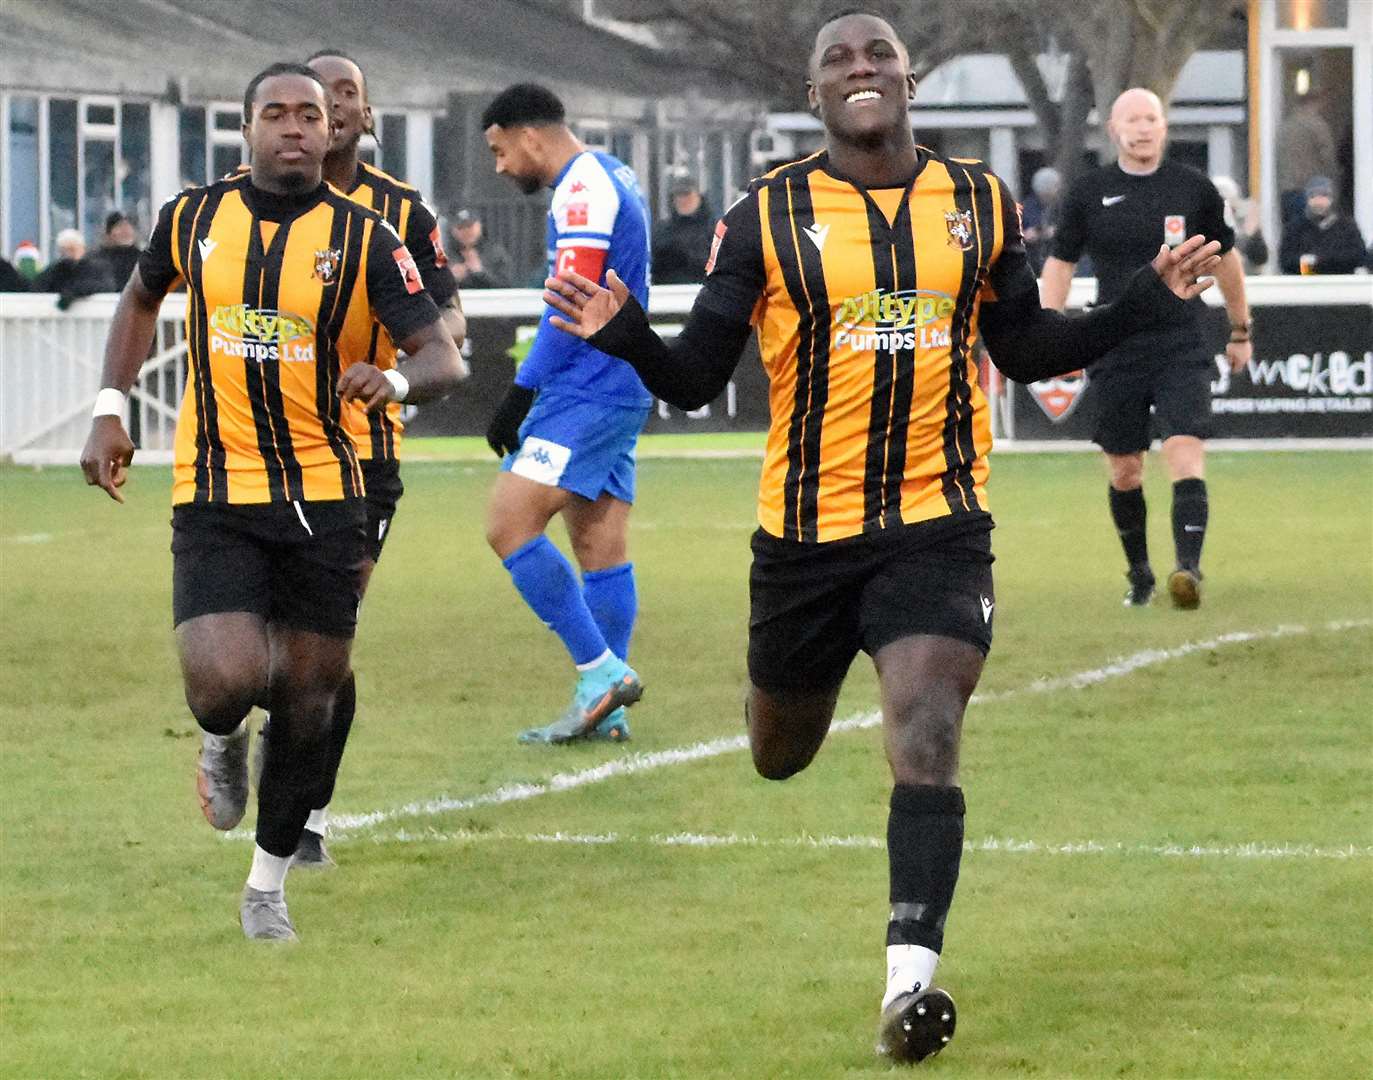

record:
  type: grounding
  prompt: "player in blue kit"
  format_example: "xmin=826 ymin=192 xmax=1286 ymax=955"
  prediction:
xmin=480 ymin=84 xmax=652 ymax=744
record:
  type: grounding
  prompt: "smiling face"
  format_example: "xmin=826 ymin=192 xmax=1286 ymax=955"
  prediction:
xmin=308 ymin=54 xmax=372 ymax=155
xmin=1108 ymin=89 xmax=1167 ymax=171
xmin=807 ymin=13 xmax=915 ymax=148
xmin=244 ymin=73 xmax=329 ymax=192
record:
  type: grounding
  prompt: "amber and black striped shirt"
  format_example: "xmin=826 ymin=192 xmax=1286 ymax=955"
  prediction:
xmin=696 ymin=149 xmax=1033 ymax=543
xmin=337 ymin=161 xmax=456 ymax=463
xmin=139 ymin=172 xmax=439 ymax=505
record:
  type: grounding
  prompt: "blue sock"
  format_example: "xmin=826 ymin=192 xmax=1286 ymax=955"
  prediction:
xmin=582 ymin=563 xmax=637 ymax=661
xmin=503 ymin=536 xmax=608 ymax=666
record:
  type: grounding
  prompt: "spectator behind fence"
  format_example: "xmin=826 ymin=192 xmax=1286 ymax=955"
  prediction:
xmin=1020 ymin=166 xmax=1061 ymax=275
xmin=1278 ymin=176 xmax=1367 ymax=275
xmin=12 ymin=241 xmax=42 ymax=281
xmin=54 ymin=212 xmax=144 ymax=309
xmin=1210 ymin=176 xmax=1269 ymax=272
xmin=1276 ymin=90 xmax=1338 ymax=228
xmin=448 ymin=208 xmax=513 ymax=288
xmin=92 ymin=211 xmax=142 ymax=290
xmin=0 ymin=256 xmax=29 ymax=292
xmin=33 ymin=229 xmax=88 ymax=294
xmin=651 ymin=171 xmax=713 ymax=284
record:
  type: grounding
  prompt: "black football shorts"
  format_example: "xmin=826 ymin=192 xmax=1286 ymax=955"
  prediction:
xmin=1089 ymin=330 xmax=1215 ymax=454
xmin=360 ymin=457 xmax=404 ymax=563
xmin=747 ymin=515 xmax=996 ymax=694
xmin=171 ymin=499 xmax=367 ymax=637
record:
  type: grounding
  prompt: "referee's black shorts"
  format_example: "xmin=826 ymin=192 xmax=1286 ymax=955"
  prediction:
xmin=360 ymin=457 xmax=405 ymax=563
xmin=171 ymin=499 xmax=367 ymax=637
xmin=747 ymin=514 xmax=996 ymax=694
xmin=1088 ymin=328 xmax=1216 ymax=454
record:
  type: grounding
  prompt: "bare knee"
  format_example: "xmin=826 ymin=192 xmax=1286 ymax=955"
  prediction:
xmin=746 ymin=687 xmax=834 ymax=781
xmin=184 ymin=670 xmax=262 ymax=736
xmin=1108 ymin=453 xmax=1145 ymax=490
xmin=887 ymin=696 xmax=963 ymax=787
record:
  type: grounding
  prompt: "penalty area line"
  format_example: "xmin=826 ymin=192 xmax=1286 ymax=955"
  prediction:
xmin=223 ymin=617 xmax=1371 ymax=841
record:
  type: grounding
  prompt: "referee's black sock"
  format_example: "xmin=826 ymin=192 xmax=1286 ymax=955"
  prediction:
xmin=885 ymin=784 xmax=965 ymax=1003
xmin=1171 ymin=478 xmax=1208 ymax=571
xmin=1108 ymin=485 xmax=1150 ymax=572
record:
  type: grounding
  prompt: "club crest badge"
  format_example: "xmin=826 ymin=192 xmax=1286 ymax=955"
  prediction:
xmin=1028 ymin=369 xmax=1089 ymax=422
xmin=313 ymin=248 xmax=341 ymax=284
xmin=1163 ymin=215 xmax=1186 ymax=248
xmin=944 ymin=209 xmax=974 ymax=251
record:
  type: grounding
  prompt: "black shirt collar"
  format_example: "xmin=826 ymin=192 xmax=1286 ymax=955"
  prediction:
xmin=242 ymin=180 xmax=328 ymax=222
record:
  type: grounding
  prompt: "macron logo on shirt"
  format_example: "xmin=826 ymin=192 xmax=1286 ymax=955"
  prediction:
xmin=803 ymin=222 xmax=829 ymax=252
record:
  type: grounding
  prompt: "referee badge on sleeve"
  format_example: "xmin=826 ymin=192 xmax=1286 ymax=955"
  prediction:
xmin=1163 ymin=215 xmax=1186 ymax=248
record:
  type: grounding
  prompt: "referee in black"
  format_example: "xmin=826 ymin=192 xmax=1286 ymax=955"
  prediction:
xmin=1042 ymin=88 xmax=1252 ymax=610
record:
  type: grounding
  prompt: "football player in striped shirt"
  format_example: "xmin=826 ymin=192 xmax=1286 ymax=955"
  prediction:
xmin=229 ymin=49 xmax=469 ymax=869
xmin=538 ymin=10 xmax=1223 ymax=1062
xmin=80 ymin=62 xmax=464 ymax=940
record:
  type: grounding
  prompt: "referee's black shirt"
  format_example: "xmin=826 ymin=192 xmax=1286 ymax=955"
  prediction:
xmin=1053 ymin=160 xmax=1235 ymax=316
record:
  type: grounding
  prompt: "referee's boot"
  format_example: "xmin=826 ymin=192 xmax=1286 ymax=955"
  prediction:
xmin=1122 ymin=564 xmax=1156 ymax=608
xmin=197 ymin=721 xmax=251 ymax=830
xmin=1167 ymin=565 xmax=1203 ymax=610
xmin=876 ymin=987 xmax=957 ymax=1064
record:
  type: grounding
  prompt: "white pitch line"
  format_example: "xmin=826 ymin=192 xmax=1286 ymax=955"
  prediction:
xmin=360 ymin=827 xmax=1371 ymax=862
xmin=277 ymin=618 xmax=1368 ymax=839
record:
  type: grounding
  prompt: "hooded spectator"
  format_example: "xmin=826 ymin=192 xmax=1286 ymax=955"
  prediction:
xmin=651 ymin=171 xmax=714 ymax=284
xmin=448 ymin=208 xmax=514 ymax=289
xmin=1278 ymin=176 xmax=1367 ymax=275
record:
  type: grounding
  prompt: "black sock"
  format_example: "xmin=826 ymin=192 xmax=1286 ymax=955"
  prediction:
xmin=1172 ymin=478 xmax=1208 ymax=571
xmin=1108 ymin=486 xmax=1150 ymax=573
xmin=310 ymin=671 xmax=356 ymax=814
xmin=886 ymin=784 xmax=965 ymax=953
xmin=255 ymin=704 xmax=330 ymax=858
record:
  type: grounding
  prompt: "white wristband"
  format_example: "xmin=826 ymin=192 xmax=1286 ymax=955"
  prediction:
xmin=383 ymin=368 xmax=410 ymax=403
xmin=92 ymin=387 xmax=126 ymax=418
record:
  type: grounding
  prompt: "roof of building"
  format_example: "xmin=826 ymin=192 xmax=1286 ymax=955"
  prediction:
xmin=0 ymin=0 xmax=743 ymax=112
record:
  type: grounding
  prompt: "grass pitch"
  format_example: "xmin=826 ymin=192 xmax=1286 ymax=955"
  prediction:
xmin=1 ymin=444 xmax=1370 ymax=1079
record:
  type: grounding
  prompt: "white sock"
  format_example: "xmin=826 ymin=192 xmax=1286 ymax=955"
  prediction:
xmin=203 ymin=719 xmax=245 ymax=747
xmin=883 ymin=944 xmax=940 ymax=1010
xmin=246 ymin=844 xmax=291 ymax=893
xmin=305 ymin=807 xmax=328 ymax=836
xmin=575 ymin=648 xmax=613 ymax=673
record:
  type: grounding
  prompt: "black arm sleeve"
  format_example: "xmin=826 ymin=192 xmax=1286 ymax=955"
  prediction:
xmin=980 ymin=263 xmax=1197 ymax=383
xmin=585 ymin=186 xmax=765 ymax=408
xmin=587 ymin=293 xmax=752 ymax=410
xmin=365 ymin=218 xmax=441 ymax=345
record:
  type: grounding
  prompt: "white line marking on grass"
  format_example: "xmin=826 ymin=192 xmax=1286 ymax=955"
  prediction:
xmin=363 ymin=827 xmax=1371 ymax=861
xmin=3 ymin=532 xmax=53 ymax=544
xmin=221 ymin=618 xmax=1372 ymax=843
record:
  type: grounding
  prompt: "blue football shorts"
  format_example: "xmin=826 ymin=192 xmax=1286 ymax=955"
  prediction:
xmin=501 ymin=390 xmax=651 ymax=503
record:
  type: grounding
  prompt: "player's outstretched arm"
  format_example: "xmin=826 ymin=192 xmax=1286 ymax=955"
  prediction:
xmin=337 ymin=317 xmax=465 ymax=412
xmin=542 ymin=269 xmax=751 ymax=411
xmin=982 ymin=235 xmax=1222 ymax=384
xmin=79 ymin=267 xmax=164 ymax=502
